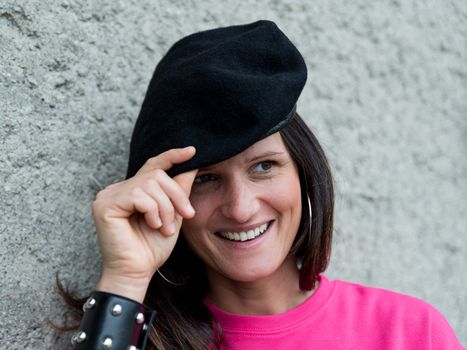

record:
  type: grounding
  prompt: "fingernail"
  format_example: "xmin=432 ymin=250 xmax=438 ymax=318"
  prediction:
xmin=186 ymin=203 xmax=195 ymax=216
xmin=168 ymin=223 xmax=177 ymax=234
xmin=155 ymin=217 xmax=162 ymax=228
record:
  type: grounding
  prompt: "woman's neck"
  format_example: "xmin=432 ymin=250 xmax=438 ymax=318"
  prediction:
xmin=204 ymin=256 xmax=316 ymax=315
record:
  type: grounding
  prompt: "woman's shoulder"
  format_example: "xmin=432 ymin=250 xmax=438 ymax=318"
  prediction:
xmin=321 ymin=275 xmax=464 ymax=349
xmin=326 ymin=275 xmax=443 ymax=316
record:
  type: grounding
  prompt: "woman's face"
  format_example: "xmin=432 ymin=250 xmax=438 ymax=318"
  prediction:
xmin=181 ymin=132 xmax=302 ymax=284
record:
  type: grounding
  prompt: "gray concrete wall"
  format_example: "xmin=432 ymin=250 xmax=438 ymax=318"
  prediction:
xmin=1 ymin=0 xmax=465 ymax=348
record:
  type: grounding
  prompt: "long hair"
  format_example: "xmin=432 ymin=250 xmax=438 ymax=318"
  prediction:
xmin=56 ymin=112 xmax=334 ymax=349
xmin=280 ymin=112 xmax=334 ymax=290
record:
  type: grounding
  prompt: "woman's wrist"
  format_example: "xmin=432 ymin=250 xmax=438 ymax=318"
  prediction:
xmin=96 ymin=273 xmax=151 ymax=304
xmin=71 ymin=291 xmax=156 ymax=349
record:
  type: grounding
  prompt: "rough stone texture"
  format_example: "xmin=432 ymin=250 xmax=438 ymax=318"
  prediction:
xmin=1 ymin=0 xmax=466 ymax=348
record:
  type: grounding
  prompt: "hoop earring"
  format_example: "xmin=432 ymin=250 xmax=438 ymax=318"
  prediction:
xmin=297 ymin=193 xmax=313 ymax=271
xmin=157 ymin=269 xmax=188 ymax=286
xmin=307 ymin=193 xmax=313 ymax=226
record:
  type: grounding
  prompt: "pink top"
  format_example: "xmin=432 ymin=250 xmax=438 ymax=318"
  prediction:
xmin=205 ymin=275 xmax=464 ymax=349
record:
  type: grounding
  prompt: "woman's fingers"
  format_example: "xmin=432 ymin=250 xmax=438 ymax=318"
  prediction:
xmin=96 ymin=147 xmax=198 ymax=237
xmin=139 ymin=172 xmax=195 ymax=235
xmin=174 ymin=169 xmax=199 ymax=198
xmin=143 ymin=207 xmax=162 ymax=230
xmin=137 ymin=181 xmax=175 ymax=235
xmin=130 ymin=188 xmax=162 ymax=229
xmin=137 ymin=146 xmax=196 ymax=175
xmin=151 ymin=169 xmax=196 ymax=218
xmin=129 ymin=185 xmax=178 ymax=237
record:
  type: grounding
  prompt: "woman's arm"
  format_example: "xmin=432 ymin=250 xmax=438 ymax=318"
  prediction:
xmin=70 ymin=147 xmax=198 ymax=349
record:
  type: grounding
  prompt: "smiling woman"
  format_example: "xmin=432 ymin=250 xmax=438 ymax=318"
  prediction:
xmin=59 ymin=20 xmax=464 ymax=350
xmin=182 ymin=133 xmax=305 ymax=313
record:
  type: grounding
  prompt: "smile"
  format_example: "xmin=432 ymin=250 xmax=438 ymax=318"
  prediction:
xmin=216 ymin=221 xmax=271 ymax=242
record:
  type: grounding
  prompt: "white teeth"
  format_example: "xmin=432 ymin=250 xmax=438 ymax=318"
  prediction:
xmin=218 ymin=222 xmax=269 ymax=242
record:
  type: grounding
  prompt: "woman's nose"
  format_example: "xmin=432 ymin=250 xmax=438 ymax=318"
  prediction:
xmin=220 ymin=178 xmax=260 ymax=223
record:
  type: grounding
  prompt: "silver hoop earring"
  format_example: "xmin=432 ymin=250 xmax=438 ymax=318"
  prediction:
xmin=307 ymin=193 xmax=313 ymax=226
xmin=297 ymin=193 xmax=313 ymax=271
xmin=157 ymin=269 xmax=187 ymax=286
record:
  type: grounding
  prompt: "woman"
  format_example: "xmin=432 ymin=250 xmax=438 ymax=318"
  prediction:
xmin=64 ymin=20 xmax=463 ymax=349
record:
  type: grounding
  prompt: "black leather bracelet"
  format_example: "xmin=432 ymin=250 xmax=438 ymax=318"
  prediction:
xmin=70 ymin=291 xmax=156 ymax=350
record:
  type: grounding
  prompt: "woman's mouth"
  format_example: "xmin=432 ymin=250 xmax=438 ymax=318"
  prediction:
xmin=215 ymin=221 xmax=272 ymax=242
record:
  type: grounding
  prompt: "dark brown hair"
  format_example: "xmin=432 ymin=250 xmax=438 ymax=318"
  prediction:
xmin=281 ymin=112 xmax=334 ymax=290
xmin=56 ymin=112 xmax=334 ymax=349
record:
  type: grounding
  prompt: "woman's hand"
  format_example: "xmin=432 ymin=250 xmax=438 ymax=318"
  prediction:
xmin=92 ymin=146 xmax=197 ymax=302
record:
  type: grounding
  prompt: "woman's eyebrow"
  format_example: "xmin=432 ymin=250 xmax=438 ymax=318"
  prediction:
xmin=246 ymin=151 xmax=285 ymax=163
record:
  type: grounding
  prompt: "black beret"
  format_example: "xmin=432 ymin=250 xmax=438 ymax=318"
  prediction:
xmin=126 ymin=20 xmax=307 ymax=179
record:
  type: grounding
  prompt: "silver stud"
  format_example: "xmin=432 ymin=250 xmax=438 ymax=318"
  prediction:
xmin=70 ymin=331 xmax=87 ymax=345
xmin=128 ymin=346 xmax=137 ymax=350
xmin=135 ymin=312 xmax=145 ymax=324
xmin=102 ymin=337 xmax=113 ymax=349
xmin=111 ymin=303 xmax=122 ymax=316
xmin=83 ymin=297 xmax=96 ymax=312
xmin=142 ymin=323 xmax=148 ymax=332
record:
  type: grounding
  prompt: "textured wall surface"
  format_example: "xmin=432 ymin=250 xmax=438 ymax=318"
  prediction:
xmin=1 ymin=0 xmax=466 ymax=348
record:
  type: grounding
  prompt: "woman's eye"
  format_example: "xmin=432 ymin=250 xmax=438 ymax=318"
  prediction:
xmin=253 ymin=161 xmax=274 ymax=173
xmin=194 ymin=174 xmax=216 ymax=185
